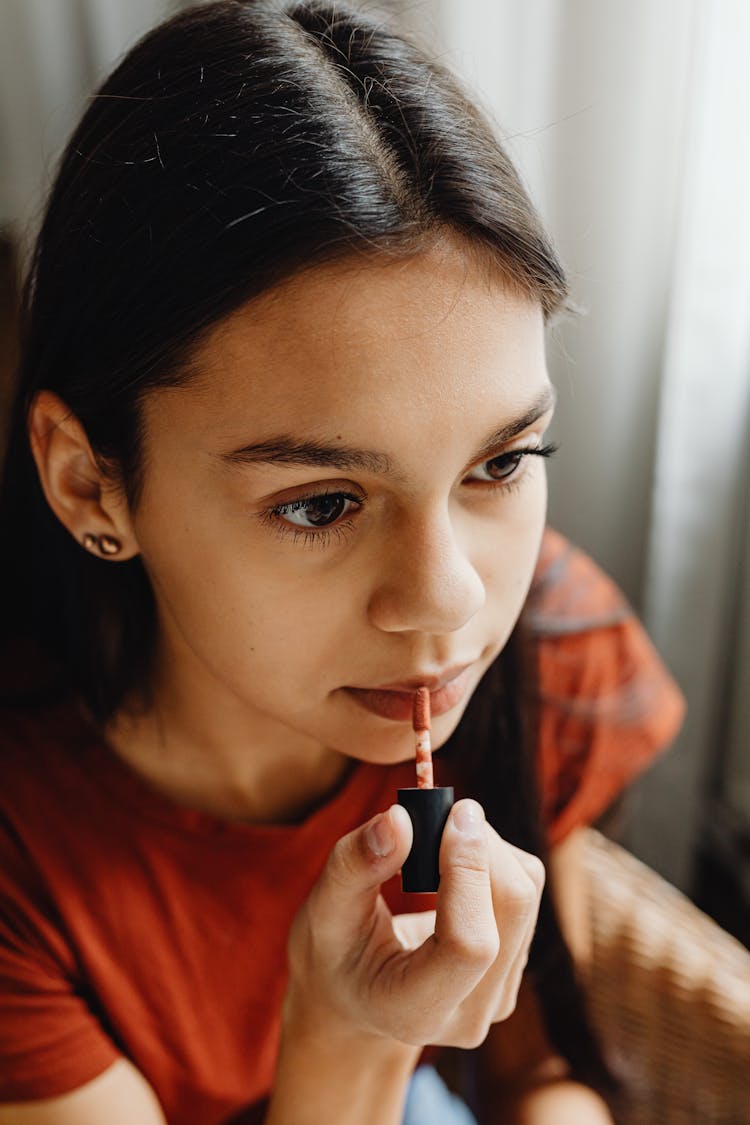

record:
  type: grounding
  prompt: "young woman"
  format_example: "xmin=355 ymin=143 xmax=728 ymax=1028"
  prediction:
xmin=0 ymin=2 xmax=685 ymax=1122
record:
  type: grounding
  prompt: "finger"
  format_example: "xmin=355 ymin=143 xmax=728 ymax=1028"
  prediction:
xmin=304 ymin=803 xmax=413 ymax=954
xmin=372 ymin=801 xmax=499 ymax=1041
xmin=434 ymin=801 xmax=498 ymax=968
xmin=464 ymin=826 xmax=543 ymax=1023
xmin=484 ymin=824 xmax=544 ymax=939
xmin=386 ymin=800 xmax=498 ymax=1020
xmin=491 ymin=918 xmax=536 ymax=1024
xmin=503 ymin=840 xmax=546 ymax=896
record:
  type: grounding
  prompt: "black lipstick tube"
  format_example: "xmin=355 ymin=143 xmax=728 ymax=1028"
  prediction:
xmin=397 ymin=785 xmax=454 ymax=893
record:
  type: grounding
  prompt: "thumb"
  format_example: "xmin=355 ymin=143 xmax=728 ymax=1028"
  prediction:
xmin=305 ymin=804 xmax=413 ymax=950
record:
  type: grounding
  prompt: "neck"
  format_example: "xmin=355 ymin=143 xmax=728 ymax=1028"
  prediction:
xmin=100 ymin=694 xmax=353 ymax=826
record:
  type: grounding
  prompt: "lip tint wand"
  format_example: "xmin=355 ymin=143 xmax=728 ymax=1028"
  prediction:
xmin=397 ymin=687 xmax=454 ymax=893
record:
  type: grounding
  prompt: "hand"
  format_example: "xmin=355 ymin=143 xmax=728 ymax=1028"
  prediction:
xmin=283 ymin=798 xmax=545 ymax=1051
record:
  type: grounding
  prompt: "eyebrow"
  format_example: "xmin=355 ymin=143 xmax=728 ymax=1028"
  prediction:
xmin=217 ymin=384 xmax=556 ymax=476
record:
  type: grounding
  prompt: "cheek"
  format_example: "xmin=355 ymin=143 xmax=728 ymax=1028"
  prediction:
xmin=479 ymin=473 xmax=547 ymax=599
xmin=136 ymin=497 xmax=354 ymax=684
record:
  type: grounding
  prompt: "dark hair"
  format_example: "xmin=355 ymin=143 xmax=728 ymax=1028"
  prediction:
xmin=0 ymin=0 xmax=619 ymax=1112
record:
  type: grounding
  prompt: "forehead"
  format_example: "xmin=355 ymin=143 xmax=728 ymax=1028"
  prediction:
xmin=153 ymin=240 xmax=548 ymax=445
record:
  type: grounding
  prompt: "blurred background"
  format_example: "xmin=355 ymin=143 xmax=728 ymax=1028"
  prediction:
xmin=0 ymin=0 xmax=748 ymax=944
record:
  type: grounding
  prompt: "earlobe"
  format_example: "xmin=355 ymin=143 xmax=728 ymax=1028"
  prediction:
xmin=28 ymin=389 xmax=140 ymax=561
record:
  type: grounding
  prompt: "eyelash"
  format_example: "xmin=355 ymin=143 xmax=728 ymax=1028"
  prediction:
xmin=258 ymin=442 xmax=559 ymax=549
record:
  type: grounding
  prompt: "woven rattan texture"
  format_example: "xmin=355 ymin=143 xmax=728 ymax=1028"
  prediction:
xmin=582 ymin=828 xmax=750 ymax=1123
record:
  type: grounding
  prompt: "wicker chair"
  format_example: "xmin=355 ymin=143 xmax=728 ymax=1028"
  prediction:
xmin=581 ymin=827 xmax=750 ymax=1123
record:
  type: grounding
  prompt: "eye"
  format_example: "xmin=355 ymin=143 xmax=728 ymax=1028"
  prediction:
xmin=469 ymin=450 xmax=526 ymax=483
xmin=257 ymin=488 xmax=364 ymax=548
xmin=257 ymin=441 xmax=558 ymax=550
xmin=466 ymin=442 xmax=558 ymax=486
xmin=270 ymin=491 xmax=361 ymax=529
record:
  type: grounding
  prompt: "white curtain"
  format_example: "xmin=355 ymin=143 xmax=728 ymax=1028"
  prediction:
xmin=637 ymin=0 xmax=750 ymax=885
xmin=404 ymin=0 xmax=750 ymax=889
xmin=1 ymin=0 xmax=748 ymax=891
xmin=0 ymin=0 xmax=179 ymax=256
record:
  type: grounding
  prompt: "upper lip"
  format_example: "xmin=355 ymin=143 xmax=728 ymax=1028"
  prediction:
xmin=363 ymin=663 xmax=475 ymax=693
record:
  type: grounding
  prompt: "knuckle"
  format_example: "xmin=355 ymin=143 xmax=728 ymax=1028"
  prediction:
xmin=454 ymin=1020 xmax=491 ymax=1050
xmin=504 ymin=872 xmax=539 ymax=915
xmin=440 ymin=929 xmax=500 ymax=969
xmin=493 ymin=971 xmax=525 ymax=1023
xmin=493 ymin=994 xmax=517 ymax=1023
xmin=524 ymin=854 xmax=546 ymax=894
xmin=450 ymin=854 xmax=490 ymax=884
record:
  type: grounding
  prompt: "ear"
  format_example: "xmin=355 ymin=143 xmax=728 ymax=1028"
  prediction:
xmin=28 ymin=389 xmax=141 ymax=561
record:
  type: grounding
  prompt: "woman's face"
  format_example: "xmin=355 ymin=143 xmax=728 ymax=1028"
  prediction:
xmin=130 ymin=238 xmax=555 ymax=766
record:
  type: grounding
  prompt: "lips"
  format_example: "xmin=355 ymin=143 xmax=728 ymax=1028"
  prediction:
xmin=344 ymin=664 xmax=474 ymax=722
xmin=371 ymin=663 xmax=474 ymax=693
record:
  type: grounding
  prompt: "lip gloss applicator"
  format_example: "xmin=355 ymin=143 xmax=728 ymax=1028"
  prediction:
xmin=397 ymin=687 xmax=454 ymax=893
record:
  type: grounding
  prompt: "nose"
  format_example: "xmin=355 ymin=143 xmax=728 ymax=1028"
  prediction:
xmin=366 ymin=506 xmax=486 ymax=634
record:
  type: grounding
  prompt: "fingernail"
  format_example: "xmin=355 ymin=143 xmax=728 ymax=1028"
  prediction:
xmin=453 ymin=799 xmax=484 ymax=837
xmin=365 ymin=811 xmax=395 ymax=857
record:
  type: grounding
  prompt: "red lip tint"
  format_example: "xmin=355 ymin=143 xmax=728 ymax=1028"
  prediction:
xmin=397 ymin=687 xmax=454 ymax=893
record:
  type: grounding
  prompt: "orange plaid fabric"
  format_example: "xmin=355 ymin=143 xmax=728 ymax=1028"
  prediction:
xmin=526 ymin=527 xmax=686 ymax=845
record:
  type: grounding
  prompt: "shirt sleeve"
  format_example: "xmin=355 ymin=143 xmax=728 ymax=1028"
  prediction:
xmin=0 ymin=819 xmax=122 ymax=1101
xmin=527 ymin=532 xmax=687 ymax=847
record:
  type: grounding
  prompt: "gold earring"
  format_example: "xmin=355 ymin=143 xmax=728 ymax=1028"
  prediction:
xmin=82 ymin=532 xmax=122 ymax=556
xmin=97 ymin=534 xmax=122 ymax=555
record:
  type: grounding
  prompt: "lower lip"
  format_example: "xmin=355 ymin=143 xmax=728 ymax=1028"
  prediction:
xmin=344 ymin=667 xmax=473 ymax=722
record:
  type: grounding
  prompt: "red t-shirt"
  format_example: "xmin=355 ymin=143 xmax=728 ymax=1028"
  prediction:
xmin=0 ymin=528 xmax=685 ymax=1121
